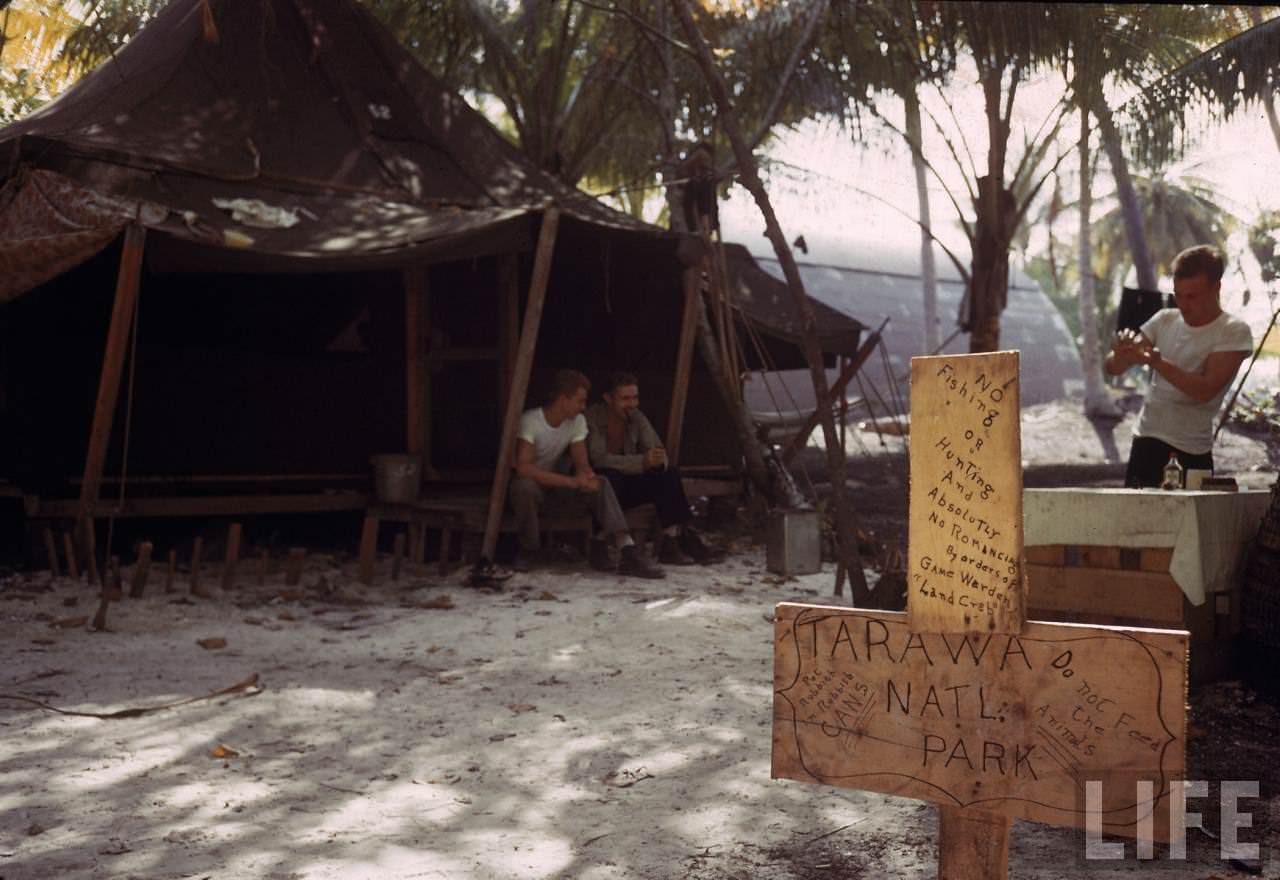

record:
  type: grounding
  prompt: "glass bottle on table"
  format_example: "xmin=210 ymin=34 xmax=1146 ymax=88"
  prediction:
xmin=1160 ymin=452 xmax=1184 ymax=490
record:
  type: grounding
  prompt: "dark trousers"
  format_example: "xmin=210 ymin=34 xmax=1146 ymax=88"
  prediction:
xmin=1124 ymin=435 xmax=1213 ymax=488
xmin=598 ymin=466 xmax=692 ymax=527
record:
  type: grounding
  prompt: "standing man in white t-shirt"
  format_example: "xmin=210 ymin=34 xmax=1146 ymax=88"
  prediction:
xmin=1104 ymin=245 xmax=1253 ymax=487
xmin=509 ymin=369 xmax=663 ymax=578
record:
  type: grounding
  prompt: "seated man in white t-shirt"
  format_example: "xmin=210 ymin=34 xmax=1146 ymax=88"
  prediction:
xmin=509 ymin=369 xmax=663 ymax=578
xmin=1104 ymin=245 xmax=1253 ymax=487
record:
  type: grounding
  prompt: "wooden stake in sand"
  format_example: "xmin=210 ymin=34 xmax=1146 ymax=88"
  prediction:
xmin=285 ymin=547 xmax=305 ymax=587
xmin=43 ymin=528 xmax=61 ymax=578
xmin=771 ymin=352 xmax=1190 ymax=876
xmin=129 ymin=541 xmax=153 ymax=598
xmin=165 ymin=548 xmax=177 ymax=593
xmin=63 ymin=533 xmax=80 ymax=581
xmin=190 ymin=536 xmax=210 ymax=598
xmin=221 ymin=523 xmax=242 ymax=591
xmin=391 ymin=532 xmax=406 ymax=582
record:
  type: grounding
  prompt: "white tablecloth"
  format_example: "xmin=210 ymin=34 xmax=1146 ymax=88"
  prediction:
xmin=1023 ymin=488 xmax=1270 ymax=605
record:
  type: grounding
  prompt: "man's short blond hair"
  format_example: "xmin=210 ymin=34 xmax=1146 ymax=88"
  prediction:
xmin=547 ymin=369 xmax=590 ymax=403
xmin=1172 ymin=245 xmax=1225 ymax=284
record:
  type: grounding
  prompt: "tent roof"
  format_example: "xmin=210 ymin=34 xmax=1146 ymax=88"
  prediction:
xmin=0 ymin=0 xmax=658 ymax=270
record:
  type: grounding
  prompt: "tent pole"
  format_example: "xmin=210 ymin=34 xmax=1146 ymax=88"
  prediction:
xmin=666 ymin=264 xmax=701 ymax=466
xmin=497 ymin=253 xmax=520 ymax=413
xmin=479 ymin=207 xmax=561 ymax=564
xmin=779 ymin=321 xmax=885 ymax=465
xmin=78 ymin=224 xmax=146 ymax=553
xmin=404 ymin=266 xmax=429 ymax=462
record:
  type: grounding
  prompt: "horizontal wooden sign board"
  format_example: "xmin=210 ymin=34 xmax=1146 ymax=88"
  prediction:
xmin=772 ymin=603 xmax=1187 ymax=840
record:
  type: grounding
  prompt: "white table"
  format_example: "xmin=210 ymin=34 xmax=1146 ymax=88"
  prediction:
xmin=1023 ymin=488 xmax=1269 ymax=606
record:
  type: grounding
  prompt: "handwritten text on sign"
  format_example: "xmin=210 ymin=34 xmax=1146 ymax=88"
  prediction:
xmin=909 ymin=352 xmax=1023 ymax=633
xmin=771 ymin=604 xmax=1187 ymax=840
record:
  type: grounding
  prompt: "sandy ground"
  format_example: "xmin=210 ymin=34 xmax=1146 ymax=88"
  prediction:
xmin=2 ymin=398 xmax=1278 ymax=879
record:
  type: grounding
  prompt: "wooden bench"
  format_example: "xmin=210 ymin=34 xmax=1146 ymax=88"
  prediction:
xmin=358 ymin=494 xmax=658 ymax=582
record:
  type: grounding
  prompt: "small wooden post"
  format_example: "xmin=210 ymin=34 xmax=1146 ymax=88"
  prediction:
xmin=939 ymin=806 xmax=1011 ymax=879
xmin=63 ymin=532 xmax=80 ymax=580
xmin=43 ymin=528 xmax=61 ymax=577
xmin=285 ymin=547 xmax=305 ymax=586
xmin=221 ymin=522 xmax=242 ymax=590
xmin=480 ymin=207 xmax=561 ymax=563
xmin=84 ymin=526 xmax=100 ymax=586
xmin=190 ymin=536 xmax=207 ymax=597
xmin=497 ymin=253 xmax=520 ymax=415
xmin=77 ymin=224 xmax=146 ymax=545
xmin=391 ymin=532 xmax=406 ymax=581
xmin=666 ymin=264 xmax=701 ymax=467
xmin=106 ymin=555 xmax=123 ymax=599
xmin=164 ymin=548 xmax=176 ymax=593
xmin=129 ymin=541 xmax=153 ymax=598
xmin=358 ymin=514 xmax=379 ymax=584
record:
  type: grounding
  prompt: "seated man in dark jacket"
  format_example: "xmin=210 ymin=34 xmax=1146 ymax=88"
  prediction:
xmin=585 ymin=373 xmax=718 ymax=564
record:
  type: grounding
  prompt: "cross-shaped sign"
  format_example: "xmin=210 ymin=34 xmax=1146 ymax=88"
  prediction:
xmin=773 ymin=352 xmax=1188 ymax=876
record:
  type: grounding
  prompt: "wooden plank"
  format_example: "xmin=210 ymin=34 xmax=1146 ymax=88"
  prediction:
xmin=429 ymin=346 xmax=499 ymax=362
xmin=405 ymin=266 xmax=428 ymax=457
xmin=771 ymin=603 xmax=1188 ymax=841
xmin=1024 ymin=545 xmax=1064 ymax=566
xmin=128 ymin=541 xmax=152 ymax=598
xmin=666 ymin=264 xmax=702 ymax=467
xmin=908 ymin=352 xmax=1023 ymax=633
xmin=1140 ymin=548 xmax=1174 ymax=573
xmin=221 ymin=523 xmax=242 ymax=590
xmin=78 ymin=224 xmax=146 ymax=532
xmin=939 ymin=807 xmax=1010 ymax=879
xmin=1025 ymin=564 xmax=1185 ymax=626
xmin=39 ymin=492 xmax=369 ymax=519
xmin=681 ymin=477 xmax=741 ymax=498
xmin=497 ymin=253 xmax=520 ymax=417
xmin=481 ymin=208 xmax=561 ymax=563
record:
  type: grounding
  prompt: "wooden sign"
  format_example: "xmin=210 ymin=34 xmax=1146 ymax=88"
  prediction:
xmin=773 ymin=352 xmax=1190 ymax=871
xmin=908 ymin=351 xmax=1023 ymax=633
xmin=771 ymin=603 xmax=1187 ymax=840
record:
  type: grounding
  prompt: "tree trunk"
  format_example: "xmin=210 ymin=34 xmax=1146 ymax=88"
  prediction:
xmin=967 ymin=67 xmax=1013 ymax=354
xmin=655 ymin=0 xmax=780 ymax=506
xmin=1094 ymin=98 xmax=1157 ymax=291
xmin=905 ymin=86 xmax=940 ymax=353
xmin=1077 ymin=107 xmax=1121 ymax=419
xmin=670 ymin=0 xmax=878 ymax=606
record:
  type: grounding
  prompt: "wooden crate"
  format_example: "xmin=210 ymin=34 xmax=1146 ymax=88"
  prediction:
xmin=1026 ymin=543 xmax=1233 ymax=685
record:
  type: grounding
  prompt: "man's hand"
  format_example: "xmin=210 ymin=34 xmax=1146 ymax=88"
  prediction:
xmin=1109 ymin=328 xmax=1155 ymax=370
xmin=644 ymin=447 xmax=668 ymax=470
xmin=573 ymin=471 xmax=600 ymax=493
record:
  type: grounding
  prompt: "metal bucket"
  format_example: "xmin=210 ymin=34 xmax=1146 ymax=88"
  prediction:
xmin=370 ymin=453 xmax=422 ymax=504
xmin=766 ymin=510 xmax=821 ymax=575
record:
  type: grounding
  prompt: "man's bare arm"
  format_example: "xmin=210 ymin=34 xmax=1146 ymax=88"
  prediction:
xmin=1145 ymin=348 xmax=1249 ymax=403
xmin=569 ymin=441 xmax=600 ymax=492
xmin=514 ymin=439 xmax=585 ymax=490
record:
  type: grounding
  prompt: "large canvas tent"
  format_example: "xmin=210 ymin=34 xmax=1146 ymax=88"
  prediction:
xmin=0 ymin=0 xmax=864 ymax=561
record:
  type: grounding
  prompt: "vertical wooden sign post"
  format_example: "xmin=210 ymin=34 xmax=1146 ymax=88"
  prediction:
xmin=773 ymin=352 xmax=1189 ymax=877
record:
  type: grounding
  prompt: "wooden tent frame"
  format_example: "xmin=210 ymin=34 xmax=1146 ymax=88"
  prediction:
xmin=68 ymin=208 xmax=707 ymax=573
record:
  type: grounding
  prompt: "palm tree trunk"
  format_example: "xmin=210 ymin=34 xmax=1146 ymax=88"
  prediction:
xmin=904 ymin=86 xmax=940 ymax=353
xmin=1077 ymin=107 xmax=1121 ymax=418
xmin=670 ymin=0 xmax=877 ymax=605
xmin=1094 ymin=98 xmax=1158 ymax=291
